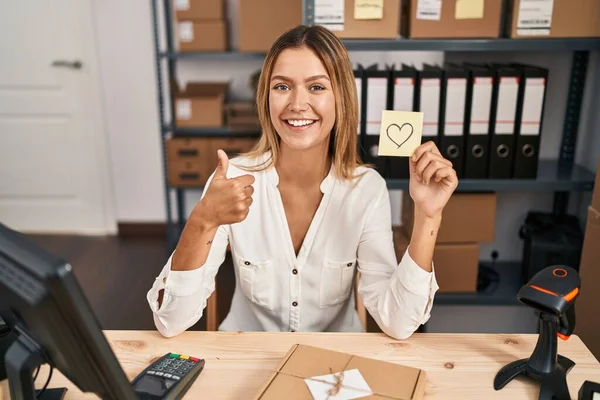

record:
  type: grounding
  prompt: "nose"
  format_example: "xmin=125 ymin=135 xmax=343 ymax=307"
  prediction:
xmin=288 ymin=87 xmax=309 ymax=112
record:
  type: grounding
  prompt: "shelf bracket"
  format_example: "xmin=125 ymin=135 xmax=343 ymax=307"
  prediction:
xmin=304 ymin=0 xmax=315 ymax=26
xmin=553 ymin=51 xmax=589 ymax=215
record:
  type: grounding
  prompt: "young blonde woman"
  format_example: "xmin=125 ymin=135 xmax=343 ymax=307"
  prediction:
xmin=147 ymin=25 xmax=458 ymax=340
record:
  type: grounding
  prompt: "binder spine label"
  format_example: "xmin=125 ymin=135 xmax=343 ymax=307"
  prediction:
xmin=444 ymin=78 xmax=467 ymax=136
xmin=494 ymin=77 xmax=519 ymax=135
xmin=367 ymin=78 xmax=387 ymax=135
xmin=393 ymin=78 xmax=414 ymax=112
xmin=421 ymin=78 xmax=440 ymax=136
xmin=355 ymin=77 xmax=362 ymax=135
xmin=520 ymin=78 xmax=545 ymax=135
xmin=470 ymin=77 xmax=492 ymax=135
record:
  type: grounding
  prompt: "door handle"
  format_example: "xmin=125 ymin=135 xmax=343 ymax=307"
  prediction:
xmin=51 ymin=60 xmax=82 ymax=70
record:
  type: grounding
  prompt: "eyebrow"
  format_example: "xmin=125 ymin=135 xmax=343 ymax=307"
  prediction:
xmin=270 ymin=74 xmax=330 ymax=82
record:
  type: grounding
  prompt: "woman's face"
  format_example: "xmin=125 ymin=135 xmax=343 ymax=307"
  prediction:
xmin=268 ymin=46 xmax=336 ymax=152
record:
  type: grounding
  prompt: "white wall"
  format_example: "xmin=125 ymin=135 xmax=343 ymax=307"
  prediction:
xmin=93 ymin=2 xmax=600 ymax=261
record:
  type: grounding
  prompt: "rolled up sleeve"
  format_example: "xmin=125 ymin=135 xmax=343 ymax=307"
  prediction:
xmin=357 ymin=182 xmax=439 ymax=340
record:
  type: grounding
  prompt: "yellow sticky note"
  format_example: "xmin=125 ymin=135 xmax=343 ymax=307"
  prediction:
xmin=455 ymin=0 xmax=484 ymax=19
xmin=378 ymin=110 xmax=423 ymax=157
xmin=355 ymin=0 xmax=384 ymax=20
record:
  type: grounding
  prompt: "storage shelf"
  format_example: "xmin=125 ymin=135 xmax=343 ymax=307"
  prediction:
xmin=434 ymin=261 xmax=523 ymax=306
xmin=159 ymin=38 xmax=600 ymax=60
xmin=163 ymin=126 xmax=261 ymax=138
xmin=386 ymin=160 xmax=595 ymax=192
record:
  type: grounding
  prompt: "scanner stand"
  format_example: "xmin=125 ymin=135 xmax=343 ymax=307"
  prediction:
xmin=494 ymin=312 xmax=575 ymax=400
xmin=5 ymin=333 xmax=67 ymax=400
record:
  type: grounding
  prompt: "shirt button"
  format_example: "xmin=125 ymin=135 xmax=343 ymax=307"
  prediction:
xmin=244 ymin=261 xmax=250 ymax=266
xmin=347 ymin=262 xmax=353 ymax=267
xmin=292 ymin=269 xmax=298 ymax=275
xmin=292 ymin=301 xmax=298 ymax=307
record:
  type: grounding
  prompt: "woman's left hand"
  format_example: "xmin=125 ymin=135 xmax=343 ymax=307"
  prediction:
xmin=409 ymin=141 xmax=458 ymax=218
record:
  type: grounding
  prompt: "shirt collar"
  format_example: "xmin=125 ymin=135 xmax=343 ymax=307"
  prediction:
xmin=266 ymin=156 xmax=336 ymax=194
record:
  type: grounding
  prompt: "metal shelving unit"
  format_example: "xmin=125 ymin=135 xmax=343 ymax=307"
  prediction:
xmin=152 ymin=0 xmax=597 ymax=305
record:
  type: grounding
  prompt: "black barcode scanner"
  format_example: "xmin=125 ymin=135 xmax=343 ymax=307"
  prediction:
xmin=494 ymin=265 xmax=581 ymax=400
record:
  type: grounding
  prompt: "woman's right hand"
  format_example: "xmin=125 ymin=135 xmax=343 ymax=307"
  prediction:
xmin=194 ymin=149 xmax=255 ymax=228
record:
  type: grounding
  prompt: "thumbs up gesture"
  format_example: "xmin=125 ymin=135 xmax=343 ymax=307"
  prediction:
xmin=194 ymin=150 xmax=255 ymax=228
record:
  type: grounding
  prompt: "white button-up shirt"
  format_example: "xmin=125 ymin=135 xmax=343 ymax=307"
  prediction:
xmin=147 ymin=152 xmax=439 ymax=340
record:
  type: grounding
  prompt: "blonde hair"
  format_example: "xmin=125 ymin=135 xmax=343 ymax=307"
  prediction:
xmin=241 ymin=25 xmax=366 ymax=180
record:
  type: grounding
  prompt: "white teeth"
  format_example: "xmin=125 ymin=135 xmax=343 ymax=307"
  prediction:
xmin=287 ymin=119 xmax=315 ymax=127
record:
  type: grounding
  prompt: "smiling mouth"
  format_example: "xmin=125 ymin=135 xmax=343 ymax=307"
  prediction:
xmin=284 ymin=119 xmax=317 ymax=129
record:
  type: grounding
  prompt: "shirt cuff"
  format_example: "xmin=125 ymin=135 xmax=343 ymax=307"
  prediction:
xmin=397 ymin=245 xmax=438 ymax=297
xmin=164 ymin=267 xmax=209 ymax=297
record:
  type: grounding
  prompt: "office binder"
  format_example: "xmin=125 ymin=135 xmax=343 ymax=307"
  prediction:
xmin=488 ymin=64 xmax=520 ymax=179
xmin=363 ymin=64 xmax=392 ymax=177
xmin=389 ymin=64 xmax=417 ymax=179
xmin=512 ymin=63 xmax=548 ymax=179
xmin=416 ymin=64 xmax=442 ymax=148
xmin=440 ymin=64 xmax=468 ymax=178
xmin=462 ymin=63 xmax=493 ymax=179
xmin=354 ymin=65 xmax=367 ymax=162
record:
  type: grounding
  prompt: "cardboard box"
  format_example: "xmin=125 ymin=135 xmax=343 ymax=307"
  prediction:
xmin=393 ymin=228 xmax=479 ymax=293
xmin=173 ymin=82 xmax=227 ymax=128
xmin=238 ymin=0 xmax=302 ymax=52
xmin=405 ymin=0 xmax=503 ymax=38
xmin=592 ymin=159 xmax=600 ymax=211
xmin=507 ymin=0 xmax=600 ymax=38
xmin=401 ymin=192 xmax=496 ymax=243
xmin=574 ymin=206 xmax=600 ymax=361
xmin=166 ymin=138 xmax=213 ymax=187
xmin=210 ymin=137 xmax=257 ymax=160
xmin=173 ymin=0 xmax=224 ymax=20
xmin=253 ymin=344 xmax=426 ymax=399
xmin=334 ymin=0 xmax=401 ymax=39
xmin=226 ymin=102 xmax=260 ymax=132
xmin=177 ymin=20 xmax=226 ymax=52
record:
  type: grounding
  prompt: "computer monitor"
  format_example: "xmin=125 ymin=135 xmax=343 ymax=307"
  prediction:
xmin=0 ymin=222 xmax=137 ymax=400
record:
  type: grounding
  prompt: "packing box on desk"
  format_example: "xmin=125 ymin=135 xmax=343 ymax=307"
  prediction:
xmin=253 ymin=344 xmax=426 ymax=399
xmin=401 ymin=192 xmax=496 ymax=243
xmin=507 ymin=0 xmax=600 ymax=38
xmin=173 ymin=0 xmax=224 ymax=20
xmin=404 ymin=0 xmax=503 ymax=38
xmin=574 ymin=206 xmax=600 ymax=361
xmin=173 ymin=81 xmax=227 ymax=128
xmin=238 ymin=0 xmax=302 ymax=52
xmin=176 ymin=20 xmax=226 ymax=52
xmin=393 ymin=228 xmax=479 ymax=293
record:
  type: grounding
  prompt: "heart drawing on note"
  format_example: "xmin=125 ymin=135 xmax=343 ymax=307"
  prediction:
xmin=386 ymin=123 xmax=414 ymax=149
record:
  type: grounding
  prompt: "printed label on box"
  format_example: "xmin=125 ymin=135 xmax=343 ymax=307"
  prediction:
xmin=175 ymin=0 xmax=190 ymax=11
xmin=176 ymin=99 xmax=192 ymax=120
xmin=315 ymin=0 xmax=344 ymax=31
xmin=417 ymin=0 xmax=442 ymax=20
xmin=178 ymin=22 xmax=194 ymax=43
xmin=517 ymin=0 xmax=554 ymax=36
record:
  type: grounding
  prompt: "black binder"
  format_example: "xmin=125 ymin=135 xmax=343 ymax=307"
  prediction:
xmin=416 ymin=64 xmax=442 ymax=148
xmin=511 ymin=63 xmax=548 ymax=179
xmin=488 ymin=64 xmax=521 ymax=179
xmin=363 ymin=64 xmax=392 ymax=177
xmin=354 ymin=65 xmax=367 ymax=163
xmin=440 ymin=64 xmax=468 ymax=178
xmin=388 ymin=64 xmax=417 ymax=179
xmin=462 ymin=63 xmax=493 ymax=179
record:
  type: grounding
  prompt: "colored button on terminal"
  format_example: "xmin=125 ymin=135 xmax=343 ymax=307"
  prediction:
xmin=169 ymin=353 xmax=179 ymax=358
xmin=190 ymin=357 xmax=199 ymax=362
xmin=179 ymin=355 xmax=190 ymax=360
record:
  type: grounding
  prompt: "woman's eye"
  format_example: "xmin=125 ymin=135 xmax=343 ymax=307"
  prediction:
xmin=274 ymin=84 xmax=289 ymax=91
xmin=311 ymin=85 xmax=325 ymax=91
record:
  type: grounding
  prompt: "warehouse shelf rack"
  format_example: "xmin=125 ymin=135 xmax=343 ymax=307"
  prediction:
xmin=151 ymin=0 xmax=596 ymax=307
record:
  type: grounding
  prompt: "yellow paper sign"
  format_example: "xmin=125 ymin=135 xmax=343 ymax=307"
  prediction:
xmin=355 ymin=0 xmax=384 ymax=20
xmin=455 ymin=0 xmax=484 ymax=19
xmin=378 ymin=110 xmax=423 ymax=157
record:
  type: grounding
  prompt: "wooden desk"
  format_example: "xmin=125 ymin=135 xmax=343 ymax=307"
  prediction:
xmin=1 ymin=331 xmax=599 ymax=399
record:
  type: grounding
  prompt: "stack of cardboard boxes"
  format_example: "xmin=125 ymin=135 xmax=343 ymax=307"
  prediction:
xmin=174 ymin=0 xmax=226 ymax=52
xmin=398 ymin=192 xmax=497 ymax=293
xmin=574 ymin=161 xmax=600 ymax=361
